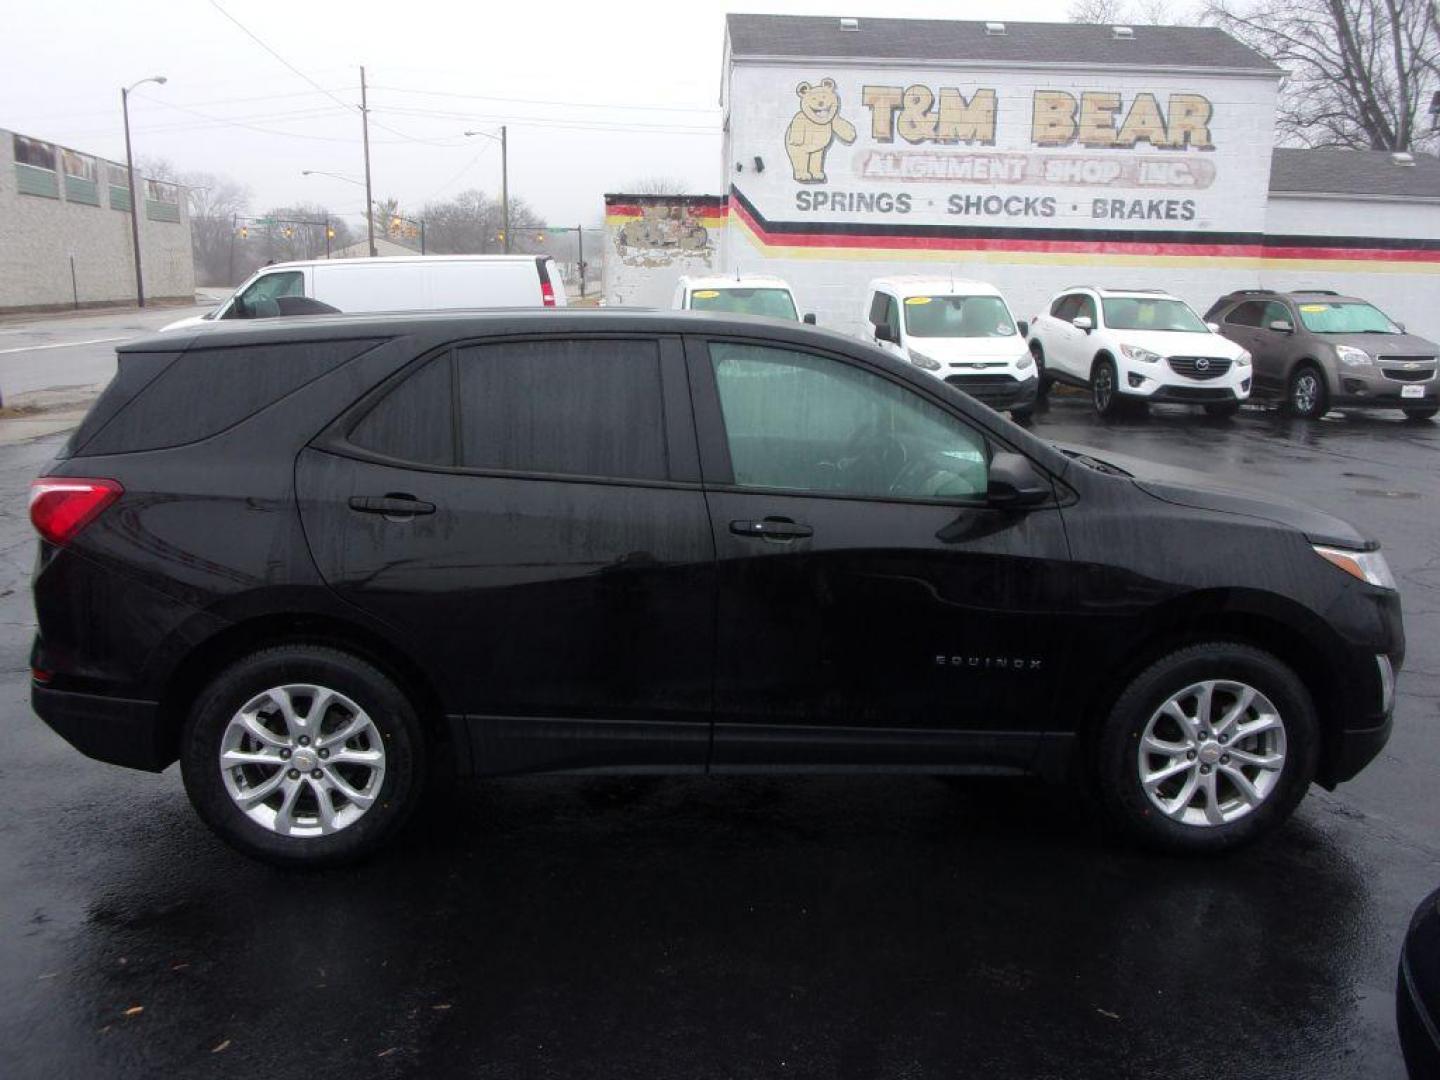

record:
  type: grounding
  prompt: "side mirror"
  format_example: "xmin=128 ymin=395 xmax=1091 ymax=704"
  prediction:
xmin=1017 ymin=319 xmax=1029 ymax=338
xmin=986 ymin=452 xmax=1051 ymax=508
xmin=1206 ymin=321 xmax=1221 ymax=333
xmin=1072 ymin=316 xmax=1093 ymax=332
xmin=803 ymin=313 xmax=816 ymax=325
xmin=1268 ymin=319 xmax=1294 ymax=333
xmin=874 ymin=323 xmax=896 ymax=344
xmin=1397 ymin=322 xmax=1406 ymax=333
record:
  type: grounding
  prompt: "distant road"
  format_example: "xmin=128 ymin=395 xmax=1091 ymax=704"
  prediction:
xmin=0 ymin=305 xmax=210 ymax=402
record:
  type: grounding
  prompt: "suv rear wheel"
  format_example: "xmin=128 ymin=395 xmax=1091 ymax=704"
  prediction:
xmin=1096 ymin=643 xmax=1318 ymax=853
xmin=1286 ymin=364 xmax=1329 ymax=419
xmin=1030 ymin=341 xmax=1052 ymax=400
xmin=180 ymin=644 xmax=425 ymax=866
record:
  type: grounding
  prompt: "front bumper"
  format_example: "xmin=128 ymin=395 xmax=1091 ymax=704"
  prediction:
xmin=32 ymin=682 xmax=170 ymax=772
xmin=943 ymin=373 xmax=1038 ymax=411
xmin=1332 ymin=373 xmax=1437 ymax=409
xmin=1326 ymin=713 xmax=1392 ymax=784
xmin=1120 ymin=370 xmax=1250 ymax=403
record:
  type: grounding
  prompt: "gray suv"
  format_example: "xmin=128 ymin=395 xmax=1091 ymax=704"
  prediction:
xmin=1206 ymin=289 xmax=1437 ymax=421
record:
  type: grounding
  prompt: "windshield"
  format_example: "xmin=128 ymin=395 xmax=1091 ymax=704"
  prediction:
xmin=1101 ymin=297 xmax=1208 ymax=333
xmin=689 ymin=287 xmax=798 ymax=320
xmin=903 ymin=295 xmax=1016 ymax=339
xmin=1295 ymin=301 xmax=1401 ymax=334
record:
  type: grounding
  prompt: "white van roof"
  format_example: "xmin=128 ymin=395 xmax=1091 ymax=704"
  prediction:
xmin=258 ymin=254 xmax=548 ymax=272
xmin=679 ymin=274 xmax=794 ymax=291
xmin=868 ymin=276 xmax=1005 ymax=298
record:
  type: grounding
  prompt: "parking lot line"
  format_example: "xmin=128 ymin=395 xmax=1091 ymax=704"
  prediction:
xmin=0 ymin=335 xmax=130 ymax=356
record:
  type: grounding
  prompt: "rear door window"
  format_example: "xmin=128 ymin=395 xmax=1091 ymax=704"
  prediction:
xmin=348 ymin=356 xmax=455 ymax=465
xmin=456 ymin=339 xmax=668 ymax=480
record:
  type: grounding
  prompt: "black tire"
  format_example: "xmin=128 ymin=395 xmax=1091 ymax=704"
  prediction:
xmin=1286 ymin=364 xmax=1329 ymax=419
xmin=1091 ymin=356 xmax=1123 ymax=418
xmin=1205 ymin=401 xmax=1240 ymax=419
xmin=1030 ymin=341 xmax=1052 ymax=400
xmin=180 ymin=644 xmax=426 ymax=866
xmin=1403 ymin=407 xmax=1437 ymax=422
xmin=1010 ymin=405 xmax=1034 ymax=423
xmin=1096 ymin=642 xmax=1318 ymax=854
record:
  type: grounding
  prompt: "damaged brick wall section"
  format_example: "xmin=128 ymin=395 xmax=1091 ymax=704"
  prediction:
xmin=603 ymin=193 xmax=728 ymax=308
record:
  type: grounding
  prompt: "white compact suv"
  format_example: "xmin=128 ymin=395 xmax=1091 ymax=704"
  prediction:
xmin=1028 ymin=287 xmax=1252 ymax=417
xmin=864 ymin=277 xmax=1038 ymax=419
xmin=673 ymin=275 xmax=814 ymax=323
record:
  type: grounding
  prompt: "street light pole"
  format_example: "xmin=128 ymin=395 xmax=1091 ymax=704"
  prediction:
xmin=500 ymin=125 xmax=509 ymax=254
xmin=121 ymin=75 xmax=166 ymax=308
xmin=360 ymin=66 xmax=376 ymax=257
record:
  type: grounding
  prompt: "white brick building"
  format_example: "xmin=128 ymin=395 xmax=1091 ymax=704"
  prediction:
xmin=0 ymin=128 xmax=195 ymax=313
xmin=605 ymin=16 xmax=1440 ymax=341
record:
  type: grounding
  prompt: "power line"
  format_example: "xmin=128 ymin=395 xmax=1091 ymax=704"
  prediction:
xmin=206 ymin=0 xmax=358 ymax=115
xmin=370 ymin=106 xmax=717 ymax=135
xmin=369 ymin=83 xmax=720 ymax=115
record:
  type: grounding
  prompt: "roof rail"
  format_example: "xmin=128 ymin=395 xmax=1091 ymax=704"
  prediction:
xmin=1104 ymin=287 xmax=1167 ymax=294
xmin=1231 ymin=288 xmax=1277 ymax=296
xmin=1291 ymin=288 xmax=1339 ymax=295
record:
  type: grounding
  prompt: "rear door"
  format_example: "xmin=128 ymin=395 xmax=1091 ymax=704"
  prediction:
xmin=687 ymin=335 xmax=1073 ymax=770
xmin=296 ymin=333 xmax=714 ymax=773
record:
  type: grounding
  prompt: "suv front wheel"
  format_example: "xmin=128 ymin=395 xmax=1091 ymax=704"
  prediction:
xmin=1286 ymin=364 xmax=1329 ymax=419
xmin=1091 ymin=356 xmax=1123 ymax=418
xmin=180 ymin=644 xmax=426 ymax=866
xmin=1097 ymin=643 xmax=1318 ymax=853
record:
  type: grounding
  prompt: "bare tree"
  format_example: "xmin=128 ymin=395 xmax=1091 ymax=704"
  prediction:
xmin=420 ymin=189 xmax=542 ymax=254
xmin=621 ymin=176 xmax=690 ymax=195
xmin=182 ymin=172 xmax=251 ymax=285
xmin=1070 ymin=0 xmax=1190 ymax=25
xmin=1205 ymin=0 xmax=1440 ymax=151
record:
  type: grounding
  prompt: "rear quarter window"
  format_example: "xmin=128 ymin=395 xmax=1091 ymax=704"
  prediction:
xmin=78 ymin=338 xmax=384 ymax=455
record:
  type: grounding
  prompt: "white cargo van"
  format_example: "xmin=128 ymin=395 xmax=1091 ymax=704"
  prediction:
xmin=162 ymin=255 xmax=567 ymax=332
xmin=864 ymin=276 xmax=1038 ymax=419
xmin=673 ymin=275 xmax=815 ymax=323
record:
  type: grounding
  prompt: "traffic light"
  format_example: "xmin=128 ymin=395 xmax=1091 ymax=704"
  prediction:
xmin=326 ymin=226 xmax=335 ymax=239
xmin=239 ymin=225 xmax=248 ymax=239
xmin=283 ymin=225 xmax=293 ymax=238
xmin=535 ymin=233 xmax=545 ymax=242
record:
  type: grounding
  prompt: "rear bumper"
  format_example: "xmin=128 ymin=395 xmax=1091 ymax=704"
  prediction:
xmin=32 ymin=683 xmax=170 ymax=772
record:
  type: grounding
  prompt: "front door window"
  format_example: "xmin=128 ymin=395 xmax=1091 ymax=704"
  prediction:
xmin=709 ymin=342 xmax=988 ymax=501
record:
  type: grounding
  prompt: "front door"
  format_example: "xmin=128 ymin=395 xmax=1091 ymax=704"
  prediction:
xmin=686 ymin=337 xmax=1074 ymax=771
xmin=297 ymin=334 xmax=715 ymax=774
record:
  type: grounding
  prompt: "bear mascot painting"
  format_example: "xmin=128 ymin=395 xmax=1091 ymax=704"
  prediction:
xmin=785 ymin=78 xmax=857 ymax=183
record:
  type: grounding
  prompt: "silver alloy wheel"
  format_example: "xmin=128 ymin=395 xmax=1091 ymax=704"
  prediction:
xmin=1094 ymin=364 xmax=1114 ymax=411
xmin=219 ymin=684 xmax=386 ymax=837
xmin=1293 ymin=371 xmax=1320 ymax=416
xmin=1137 ymin=679 xmax=1286 ymax=827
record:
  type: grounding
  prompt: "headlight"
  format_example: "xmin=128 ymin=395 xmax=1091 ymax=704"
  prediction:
xmin=1336 ymin=345 xmax=1372 ymax=367
xmin=1120 ymin=344 xmax=1162 ymax=364
xmin=908 ymin=350 xmax=941 ymax=371
xmin=1235 ymin=349 xmax=1252 ymax=368
xmin=1016 ymin=352 xmax=1034 ymax=371
xmin=1313 ymin=545 xmax=1396 ymax=589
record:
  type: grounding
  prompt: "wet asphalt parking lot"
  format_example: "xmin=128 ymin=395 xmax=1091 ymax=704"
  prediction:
xmin=0 ymin=393 xmax=1437 ymax=1079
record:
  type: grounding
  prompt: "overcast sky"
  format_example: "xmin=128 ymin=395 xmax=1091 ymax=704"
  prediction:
xmin=5 ymin=0 xmax=1081 ymax=228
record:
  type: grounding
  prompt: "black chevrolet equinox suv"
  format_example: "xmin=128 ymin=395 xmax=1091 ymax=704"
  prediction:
xmin=30 ymin=311 xmax=1403 ymax=864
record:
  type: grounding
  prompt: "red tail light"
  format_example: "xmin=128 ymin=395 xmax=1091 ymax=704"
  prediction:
xmin=540 ymin=279 xmax=556 ymax=307
xmin=29 ymin=478 xmax=123 ymax=545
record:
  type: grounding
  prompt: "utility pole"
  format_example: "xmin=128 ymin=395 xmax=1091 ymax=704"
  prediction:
xmin=228 ymin=211 xmax=237 ymax=283
xmin=576 ymin=223 xmax=585 ymax=298
xmin=361 ymin=66 xmax=376 ymax=257
xmin=501 ymin=125 xmax=510 ymax=254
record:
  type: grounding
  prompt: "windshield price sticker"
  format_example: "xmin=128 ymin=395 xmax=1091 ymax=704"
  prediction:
xmin=905 ymin=296 xmax=933 ymax=305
